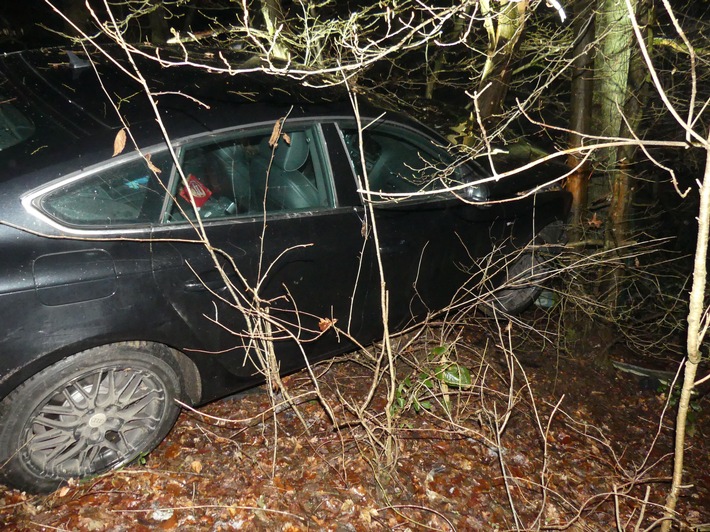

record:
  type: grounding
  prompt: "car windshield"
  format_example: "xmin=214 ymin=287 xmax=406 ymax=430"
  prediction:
xmin=0 ymin=92 xmax=35 ymax=151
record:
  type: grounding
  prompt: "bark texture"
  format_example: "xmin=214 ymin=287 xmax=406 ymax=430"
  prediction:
xmin=476 ymin=0 xmax=528 ymax=125
xmin=566 ymin=0 xmax=595 ymax=238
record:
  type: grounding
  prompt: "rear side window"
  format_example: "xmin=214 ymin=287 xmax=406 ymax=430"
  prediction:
xmin=40 ymin=152 xmax=170 ymax=227
xmin=166 ymin=125 xmax=334 ymax=223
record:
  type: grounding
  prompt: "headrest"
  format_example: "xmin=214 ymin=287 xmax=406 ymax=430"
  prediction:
xmin=271 ymin=131 xmax=310 ymax=171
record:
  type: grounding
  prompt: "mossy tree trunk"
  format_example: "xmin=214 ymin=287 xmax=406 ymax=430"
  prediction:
xmin=476 ymin=0 xmax=528 ymax=125
xmin=606 ymin=0 xmax=651 ymax=240
xmin=591 ymin=0 xmax=647 ymax=310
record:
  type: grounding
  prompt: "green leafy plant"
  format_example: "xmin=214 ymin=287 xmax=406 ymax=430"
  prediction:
xmin=657 ymin=381 xmax=702 ymax=436
xmin=392 ymin=345 xmax=472 ymax=416
xmin=135 ymin=451 xmax=150 ymax=466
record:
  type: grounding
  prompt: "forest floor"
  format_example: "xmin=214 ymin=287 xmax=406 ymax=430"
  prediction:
xmin=1 ymin=318 xmax=709 ymax=531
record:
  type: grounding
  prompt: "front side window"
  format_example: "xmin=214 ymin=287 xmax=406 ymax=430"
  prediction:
xmin=167 ymin=125 xmax=333 ymax=223
xmin=341 ymin=123 xmax=484 ymax=202
xmin=40 ymin=152 xmax=170 ymax=227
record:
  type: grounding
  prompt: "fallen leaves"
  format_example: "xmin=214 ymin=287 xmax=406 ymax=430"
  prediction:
xmin=268 ymin=118 xmax=291 ymax=148
xmin=0 ymin=325 xmax=708 ymax=530
xmin=268 ymin=118 xmax=285 ymax=148
xmin=587 ymin=212 xmax=603 ymax=228
xmin=145 ymin=153 xmax=162 ymax=174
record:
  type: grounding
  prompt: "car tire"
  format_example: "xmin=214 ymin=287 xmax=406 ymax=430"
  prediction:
xmin=0 ymin=343 xmax=182 ymax=494
xmin=484 ymin=221 xmax=565 ymax=315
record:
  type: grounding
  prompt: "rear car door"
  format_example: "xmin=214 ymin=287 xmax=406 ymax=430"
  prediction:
xmin=337 ymin=119 xmax=572 ymax=322
xmin=150 ymin=121 xmax=368 ymax=380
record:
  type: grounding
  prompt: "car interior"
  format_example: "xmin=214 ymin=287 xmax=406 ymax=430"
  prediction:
xmin=169 ymin=128 xmax=330 ymax=222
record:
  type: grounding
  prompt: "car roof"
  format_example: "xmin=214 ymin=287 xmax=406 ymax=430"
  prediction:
xmin=0 ymin=45 xmax=391 ymax=185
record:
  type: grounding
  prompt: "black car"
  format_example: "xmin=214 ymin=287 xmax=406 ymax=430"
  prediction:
xmin=0 ymin=47 xmax=570 ymax=493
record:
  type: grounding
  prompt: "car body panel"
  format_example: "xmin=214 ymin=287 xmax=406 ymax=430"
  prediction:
xmin=0 ymin=46 xmax=571 ymax=406
xmin=33 ymin=249 xmax=117 ymax=306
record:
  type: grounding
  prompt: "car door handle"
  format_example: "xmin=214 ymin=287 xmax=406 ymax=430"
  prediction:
xmin=379 ymin=239 xmax=410 ymax=254
xmin=183 ymin=270 xmax=231 ymax=292
xmin=183 ymin=278 xmax=225 ymax=292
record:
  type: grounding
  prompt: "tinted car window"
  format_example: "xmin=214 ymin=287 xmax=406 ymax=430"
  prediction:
xmin=41 ymin=152 xmax=170 ymax=227
xmin=0 ymin=92 xmax=35 ymax=151
xmin=342 ymin=125 xmax=476 ymax=198
xmin=167 ymin=125 xmax=333 ymax=222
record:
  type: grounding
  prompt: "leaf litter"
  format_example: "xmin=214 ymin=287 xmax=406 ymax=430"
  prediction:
xmin=0 ymin=320 xmax=708 ymax=531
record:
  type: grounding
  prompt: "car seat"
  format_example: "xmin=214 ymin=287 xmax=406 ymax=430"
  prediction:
xmin=250 ymin=131 xmax=320 ymax=211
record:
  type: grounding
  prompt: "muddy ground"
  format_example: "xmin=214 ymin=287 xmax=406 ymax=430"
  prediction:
xmin=1 ymin=319 xmax=708 ymax=531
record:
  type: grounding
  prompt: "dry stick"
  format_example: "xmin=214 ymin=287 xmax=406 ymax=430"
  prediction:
xmin=47 ymin=3 xmax=265 ymax=334
xmin=130 ymin=9 xmax=329 ymax=452
xmin=519 ymin=105 xmax=693 ymax=198
xmin=634 ymin=486 xmax=652 ymax=532
xmin=113 ymin=504 xmax=305 ymax=520
xmin=359 ymin=136 xmax=689 ymax=203
xmin=344 ymin=83 xmax=398 ymax=466
xmin=632 ymin=360 xmax=685 ymax=475
xmin=494 ymin=402 xmax=522 ymax=531
xmin=176 ymin=393 xmax=317 ymax=426
xmin=618 ymin=102 xmax=691 ymax=200
xmin=613 ymin=484 xmax=623 ymax=532
xmin=657 ymin=0 xmax=698 ymax=142
xmin=52 ymin=0 xmax=337 ymax=479
xmin=99 ymin=0 xmax=467 ymax=79
xmin=531 ymin=395 xmax=565 ymax=531
xmin=377 ymin=504 xmax=456 ymax=531
xmin=694 ymin=371 xmax=710 ymax=386
xmin=623 ymin=0 xmax=706 ymax=147
xmin=97 ymin=5 xmax=252 ymax=317
xmin=500 ymin=320 xmax=570 ymax=531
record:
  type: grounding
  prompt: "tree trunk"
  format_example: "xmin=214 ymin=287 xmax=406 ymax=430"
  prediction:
xmin=566 ymin=0 xmax=595 ymax=240
xmin=591 ymin=0 xmax=638 ymax=219
xmin=476 ymin=0 xmax=528 ymax=125
xmin=591 ymin=0 xmax=638 ymax=309
xmin=662 ymin=132 xmax=710 ymax=531
xmin=593 ymin=0 xmax=637 ymax=153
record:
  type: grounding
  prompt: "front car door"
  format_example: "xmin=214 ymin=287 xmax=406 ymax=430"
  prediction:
xmin=335 ymin=117 xmax=571 ymax=324
xmin=335 ymin=120 xmax=493 ymax=331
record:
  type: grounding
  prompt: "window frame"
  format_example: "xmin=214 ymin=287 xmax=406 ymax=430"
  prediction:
xmin=23 ymin=120 xmax=342 ymax=235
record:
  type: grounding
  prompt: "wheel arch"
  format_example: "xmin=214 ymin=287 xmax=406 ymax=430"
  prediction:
xmin=0 ymin=340 xmax=202 ymax=405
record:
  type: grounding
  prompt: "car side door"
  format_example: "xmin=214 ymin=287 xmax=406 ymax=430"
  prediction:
xmin=150 ymin=121 xmax=369 ymax=380
xmin=336 ymin=120 xmax=492 ymax=330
